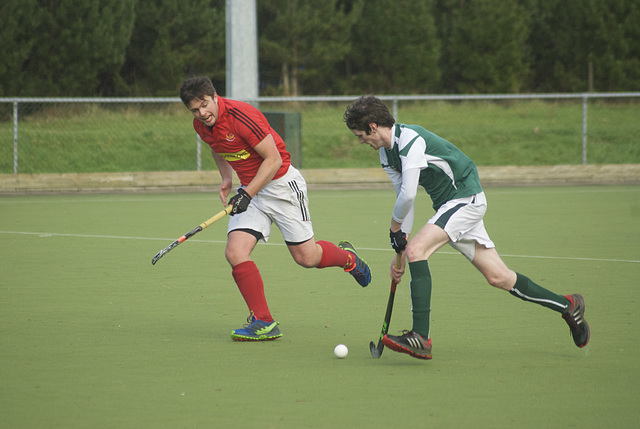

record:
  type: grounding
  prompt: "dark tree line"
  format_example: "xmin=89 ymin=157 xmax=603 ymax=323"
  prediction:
xmin=1 ymin=0 xmax=638 ymax=97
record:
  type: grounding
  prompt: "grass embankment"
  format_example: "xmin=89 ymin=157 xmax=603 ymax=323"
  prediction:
xmin=1 ymin=99 xmax=638 ymax=174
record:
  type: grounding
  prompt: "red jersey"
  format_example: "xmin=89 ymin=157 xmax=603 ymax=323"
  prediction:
xmin=193 ymin=96 xmax=291 ymax=186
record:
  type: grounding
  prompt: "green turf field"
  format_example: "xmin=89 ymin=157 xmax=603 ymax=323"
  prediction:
xmin=1 ymin=186 xmax=639 ymax=428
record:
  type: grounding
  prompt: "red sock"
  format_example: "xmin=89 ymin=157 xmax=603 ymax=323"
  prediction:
xmin=316 ymin=240 xmax=352 ymax=269
xmin=231 ymin=261 xmax=273 ymax=323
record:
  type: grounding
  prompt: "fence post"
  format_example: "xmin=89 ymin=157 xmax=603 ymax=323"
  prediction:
xmin=263 ymin=112 xmax=302 ymax=168
xmin=13 ymin=100 xmax=18 ymax=174
xmin=582 ymin=95 xmax=587 ymax=165
xmin=393 ymin=98 xmax=398 ymax=122
xmin=197 ymin=134 xmax=202 ymax=171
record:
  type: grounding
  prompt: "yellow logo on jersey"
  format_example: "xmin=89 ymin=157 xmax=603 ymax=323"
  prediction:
xmin=220 ymin=150 xmax=251 ymax=161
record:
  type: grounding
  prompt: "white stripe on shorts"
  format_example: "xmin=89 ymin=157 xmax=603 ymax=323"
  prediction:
xmin=288 ymin=180 xmax=310 ymax=221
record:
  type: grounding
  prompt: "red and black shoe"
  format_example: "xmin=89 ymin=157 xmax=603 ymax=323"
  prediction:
xmin=562 ymin=294 xmax=591 ymax=348
xmin=382 ymin=331 xmax=432 ymax=360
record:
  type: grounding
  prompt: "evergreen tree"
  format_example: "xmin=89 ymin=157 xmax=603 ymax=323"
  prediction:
xmin=258 ymin=0 xmax=363 ymax=95
xmin=0 ymin=0 xmax=45 ymax=96
xmin=14 ymin=0 xmax=135 ymax=96
xmin=120 ymin=0 xmax=225 ymax=96
xmin=3 ymin=0 xmax=639 ymax=96
xmin=616 ymin=0 xmax=640 ymax=90
xmin=528 ymin=0 xmax=640 ymax=92
xmin=347 ymin=0 xmax=441 ymax=94
xmin=439 ymin=0 xmax=530 ymax=93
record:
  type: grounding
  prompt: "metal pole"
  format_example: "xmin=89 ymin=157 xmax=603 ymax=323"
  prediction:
xmin=226 ymin=0 xmax=258 ymax=104
xmin=13 ymin=101 xmax=18 ymax=174
xmin=582 ymin=96 xmax=587 ymax=165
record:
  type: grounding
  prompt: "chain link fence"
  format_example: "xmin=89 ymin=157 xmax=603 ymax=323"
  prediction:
xmin=1 ymin=93 xmax=639 ymax=175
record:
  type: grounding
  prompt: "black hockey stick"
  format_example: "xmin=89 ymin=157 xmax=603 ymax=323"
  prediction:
xmin=370 ymin=252 xmax=402 ymax=358
xmin=151 ymin=205 xmax=232 ymax=265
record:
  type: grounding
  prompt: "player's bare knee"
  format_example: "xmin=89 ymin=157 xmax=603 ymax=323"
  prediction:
xmin=485 ymin=275 xmax=502 ymax=288
xmin=404 ymin=243 xmax=422 ymax=262
xmin=288 ymin=248 xmax=318 ymax=268
xmin=225 ymin=248 xmax=247 ymax=266
xmin=224 ymin=248 xmax=233 ymax=264
xmin=294 ymin=255 xmax=317 ymax=268
xmin=485 ymin=273 xmax=513 ymax=290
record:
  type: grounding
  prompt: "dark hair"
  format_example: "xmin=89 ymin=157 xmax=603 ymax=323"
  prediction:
xmin=343 ymin=95 xmax=395 ymax=134
xmin=179 ymin=76 xmax=217 ymax=107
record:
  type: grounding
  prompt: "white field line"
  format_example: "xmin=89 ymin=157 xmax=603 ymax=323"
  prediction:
xmin=0 ymin=196 xmax=216 ymax=205
xmin=0 ymin=230 xmax=226 ymax=244
xmin=0 ymin=185 xmax=638 ymax=205
xmin=1 ymin=230 xmax=638 ymax=264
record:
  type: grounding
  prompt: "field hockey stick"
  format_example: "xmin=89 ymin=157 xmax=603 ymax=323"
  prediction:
xmin=151 ymin=205 xmax=233 ymax=265
xmin=369 ymin=252 xmax=403 ymax=358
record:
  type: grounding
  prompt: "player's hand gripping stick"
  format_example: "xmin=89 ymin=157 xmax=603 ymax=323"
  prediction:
xmin=228 ymin=188 xmax=251 ymax=216
xmin=389 ymin=229 xmax=407 ymax=253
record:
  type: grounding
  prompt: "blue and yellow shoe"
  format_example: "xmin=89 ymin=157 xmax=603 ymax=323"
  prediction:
xmin=339 ymin=240 xmax=372 ymax=287
xmin=231 ymin=314 xmax=283 ymax=342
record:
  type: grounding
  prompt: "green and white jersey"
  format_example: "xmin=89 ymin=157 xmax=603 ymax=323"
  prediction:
xmin=381 ymin=123 xmax=483 ymax=229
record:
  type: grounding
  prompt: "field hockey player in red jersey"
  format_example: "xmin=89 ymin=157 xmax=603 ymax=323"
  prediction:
xmin=179 ymin=76 xmax=371 ymax=341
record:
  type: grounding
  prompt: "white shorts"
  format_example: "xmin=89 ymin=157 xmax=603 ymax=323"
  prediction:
xmin=227 ymin=166 xmax=314 ymax=244
xmin=428 ymin=192 xmax=495 ymax=261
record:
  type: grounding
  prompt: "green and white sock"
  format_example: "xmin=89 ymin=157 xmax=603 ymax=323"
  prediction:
xmin=509 ymin=273 xmax=570 ymax=313
xmin=409 ymin=260 xmax=432 ymax=338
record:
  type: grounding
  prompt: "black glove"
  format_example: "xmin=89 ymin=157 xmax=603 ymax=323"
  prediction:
xmin=228 ymin=188 xmax=252 ymax=216
xmin=389 ymin=229 xmax=407 ymax=253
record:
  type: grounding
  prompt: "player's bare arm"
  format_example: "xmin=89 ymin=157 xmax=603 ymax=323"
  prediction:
xmin=242 ymin=134 xmax=282 ymax=198
xmin=391 ymin=241 xmax=408 ymax=284
xmin=390 ymin=219 xmax=403 ymax=234
xmin=212 ymin=150 xmax=234 ymax=205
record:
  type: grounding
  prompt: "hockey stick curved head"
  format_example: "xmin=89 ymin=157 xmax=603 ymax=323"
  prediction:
xmin=370 ymin=341 xmax=382 ymax=358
